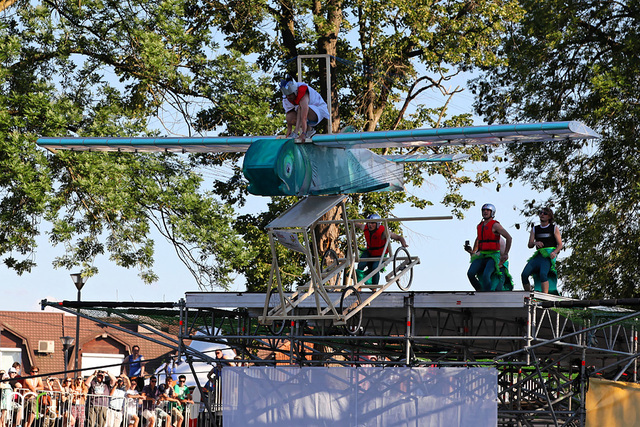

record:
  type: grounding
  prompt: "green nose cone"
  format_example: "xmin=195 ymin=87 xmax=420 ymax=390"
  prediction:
xmin=243 ymin=138 xmax=311 ymax=196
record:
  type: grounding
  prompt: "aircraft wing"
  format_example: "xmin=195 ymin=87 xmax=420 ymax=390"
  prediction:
xmin=36 ymin=135 xmax=264 ymax=153
xmin=37 ymin=121 xmax=599 ymax=153
xmin=311 ymin=121 xmax=600 ymax=149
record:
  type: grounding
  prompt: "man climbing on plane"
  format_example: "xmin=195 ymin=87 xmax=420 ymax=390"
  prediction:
xmin=355 ymin=214 xmax=408 ymax=285
xmin=280 ymin=74 xmax=330 ymax=141
xmin=464 ymin=203 xmax=513 ymax=291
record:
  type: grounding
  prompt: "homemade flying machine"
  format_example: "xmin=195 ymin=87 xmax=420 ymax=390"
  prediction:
xmin=38 ymin=121 xmax=599 ymax=197
xmin=37 ymin=121 xmax=599 ymax=331
xmin=259 ymin=194 xmax=453 ymax=334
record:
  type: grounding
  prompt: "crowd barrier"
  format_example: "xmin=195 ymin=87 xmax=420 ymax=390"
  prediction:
xmin=0 ymin=388 xmax=197 ymax=427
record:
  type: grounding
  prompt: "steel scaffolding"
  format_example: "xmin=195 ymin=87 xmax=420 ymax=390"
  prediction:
xmin=43 ymin=291 xmax=640 ymax=426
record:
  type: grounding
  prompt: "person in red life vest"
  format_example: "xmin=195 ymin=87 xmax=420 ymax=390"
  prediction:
xmin=522 ymin=207 xmax=563 ymax=294
xmin=280 ymin=74 xmax=330 ymax=141
xmin=464 ymin=203 xmax=512 ymax=291
xmin=354 ymin=214 xmax=407 ymax=285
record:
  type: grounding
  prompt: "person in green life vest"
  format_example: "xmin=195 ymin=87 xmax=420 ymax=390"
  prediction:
xmin=522 ymin=207 xmax=563 ymax=294
xmin=464 ymin=203 xmax=512 ymax=291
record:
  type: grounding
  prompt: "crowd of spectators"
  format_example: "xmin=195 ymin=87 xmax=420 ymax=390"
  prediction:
xmin=0 ymin=344 xmax=254 ymax=427
xmin=0 ymin=347 xmax=203 ymax=427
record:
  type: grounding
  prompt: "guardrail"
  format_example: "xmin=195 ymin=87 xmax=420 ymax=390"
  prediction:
xmin=0 ymin=388 xmax=198 ymax=427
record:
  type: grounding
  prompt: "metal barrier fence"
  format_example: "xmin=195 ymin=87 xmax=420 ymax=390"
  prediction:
xmin=0 ymin=388 xmax=197 ymax=427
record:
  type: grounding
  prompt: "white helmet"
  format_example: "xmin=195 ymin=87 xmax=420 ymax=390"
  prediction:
xmin=481 ymin=203 xmax=496 ymax=218
xmin=367 ymin=213 xmax=381 ymax=227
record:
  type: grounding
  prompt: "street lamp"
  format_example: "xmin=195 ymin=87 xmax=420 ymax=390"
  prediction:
xmin=70 ymin=273 xmax=88 ymax=379
xmin=60 ymin=336 xmax=75 ymax=377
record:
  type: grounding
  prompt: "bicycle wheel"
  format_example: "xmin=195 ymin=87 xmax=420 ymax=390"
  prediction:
xmin=340 ymin=286 xmax=362 ymax=335
xmin=393 ymin=246 xmax=414 ymax=291
xmin=320 ymin=248 xmax=340 ymax=286
xmin=268 ymin=290 xmax=286 ymax=335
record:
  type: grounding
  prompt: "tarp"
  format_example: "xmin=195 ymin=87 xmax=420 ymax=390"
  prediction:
xmin=586 ymin=377 xmax=640 ymax=427
xmin=163 ymin=332 xmax=236 ymax=389
xmin=222 ymin=367 xmax=497 ymax=427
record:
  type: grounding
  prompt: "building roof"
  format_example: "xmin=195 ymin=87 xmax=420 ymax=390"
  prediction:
xmin=0 ymin=310 xmax=178 ymax=377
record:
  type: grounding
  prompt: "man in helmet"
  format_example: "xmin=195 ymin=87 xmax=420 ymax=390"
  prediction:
xmin=280 ymin=75 xmax=330 ymax=141
xmin=464 ymin=203 xmax=512 ymax=291
xmin=354 ymin=214 xmax=408 ymax=285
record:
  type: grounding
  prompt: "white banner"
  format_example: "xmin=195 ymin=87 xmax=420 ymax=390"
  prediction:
xmin=222 ymin=366 xmax=497 ymax=426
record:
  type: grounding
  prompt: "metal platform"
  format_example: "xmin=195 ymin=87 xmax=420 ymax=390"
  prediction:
xmin=43 ymin=290 xmax=640 ymax=426
xmin=183 ymin=290 xmax=640 ymax=426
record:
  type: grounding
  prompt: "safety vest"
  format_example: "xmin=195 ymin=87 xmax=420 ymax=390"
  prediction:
xmin=364 ymin=225 xmax=387 ymax=256
xmin=477 ymin=219 xmax=500 ymax=251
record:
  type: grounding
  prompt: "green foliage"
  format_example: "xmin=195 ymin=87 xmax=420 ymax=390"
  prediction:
xmin=471 ymin=0 xmax=640 ymax=298
xmin=0 ymin=0 xmax=253 ymax=288
xmin=1 ymin=0 xmax=524 ymax=291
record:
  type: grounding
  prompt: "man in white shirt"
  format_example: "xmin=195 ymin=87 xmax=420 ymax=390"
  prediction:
xmin=280 ymin=75 xmax=330 ymax=141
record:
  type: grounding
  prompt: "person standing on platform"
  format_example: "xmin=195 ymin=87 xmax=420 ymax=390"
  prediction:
xmin=280 ymin=74 xmax=330 ymax=141
xmin=522 ymin=207 xmax=563 ymax=294
xmin=465 ymin=203 xmax=512 ymax=291
xmin=122 ymin=345 xmax=145 ymax=392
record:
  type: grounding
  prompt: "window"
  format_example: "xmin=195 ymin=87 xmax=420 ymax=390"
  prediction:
xmin=0 ymin=348 xmax=22 ymax=369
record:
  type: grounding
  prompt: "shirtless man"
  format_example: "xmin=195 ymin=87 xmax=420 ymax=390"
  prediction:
xmin=24 ymin=366 xmax=44 ymax=427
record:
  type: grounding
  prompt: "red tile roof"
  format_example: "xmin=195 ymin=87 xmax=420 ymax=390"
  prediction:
xmin=0 ymin=311 xmax=179 ymax=378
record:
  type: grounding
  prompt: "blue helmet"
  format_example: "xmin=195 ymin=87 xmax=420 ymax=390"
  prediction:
xmin=280 ymin=75 xmax=297 ymax=96
xmin=481 ymin=203 xmax=496 ymax=218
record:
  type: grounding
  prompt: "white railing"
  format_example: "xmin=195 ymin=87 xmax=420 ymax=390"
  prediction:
xmin=1 ymin=388 xmax=197 ymax=427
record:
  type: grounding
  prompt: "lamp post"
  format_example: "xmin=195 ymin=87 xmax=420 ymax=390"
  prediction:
xmin=60 ymin=336 xmax=74 ymax=377
xmin=70 ymin=273 xmax=87 ymax=379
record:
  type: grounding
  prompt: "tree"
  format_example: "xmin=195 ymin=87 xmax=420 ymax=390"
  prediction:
xmin=1 ymin=0 xmax=523 ymax=291
xmin=471 ymin=0 xmax=640 ymax=298
xmin=191 ymin=0 xmax=525 ymax=290
xmin=0 ymin=0 xmax=257 ymax=288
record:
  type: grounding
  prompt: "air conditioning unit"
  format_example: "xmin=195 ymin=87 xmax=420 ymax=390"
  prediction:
xmin=38 ymin=340 xmax=55 ymax=353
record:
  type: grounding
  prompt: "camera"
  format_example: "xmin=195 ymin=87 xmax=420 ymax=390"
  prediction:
xmin=464 ymin=240 xmax=471 ymax=251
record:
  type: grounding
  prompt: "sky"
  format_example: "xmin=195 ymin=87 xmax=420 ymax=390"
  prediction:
xmin=0 ymin=68 xmax=556 ymax=313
